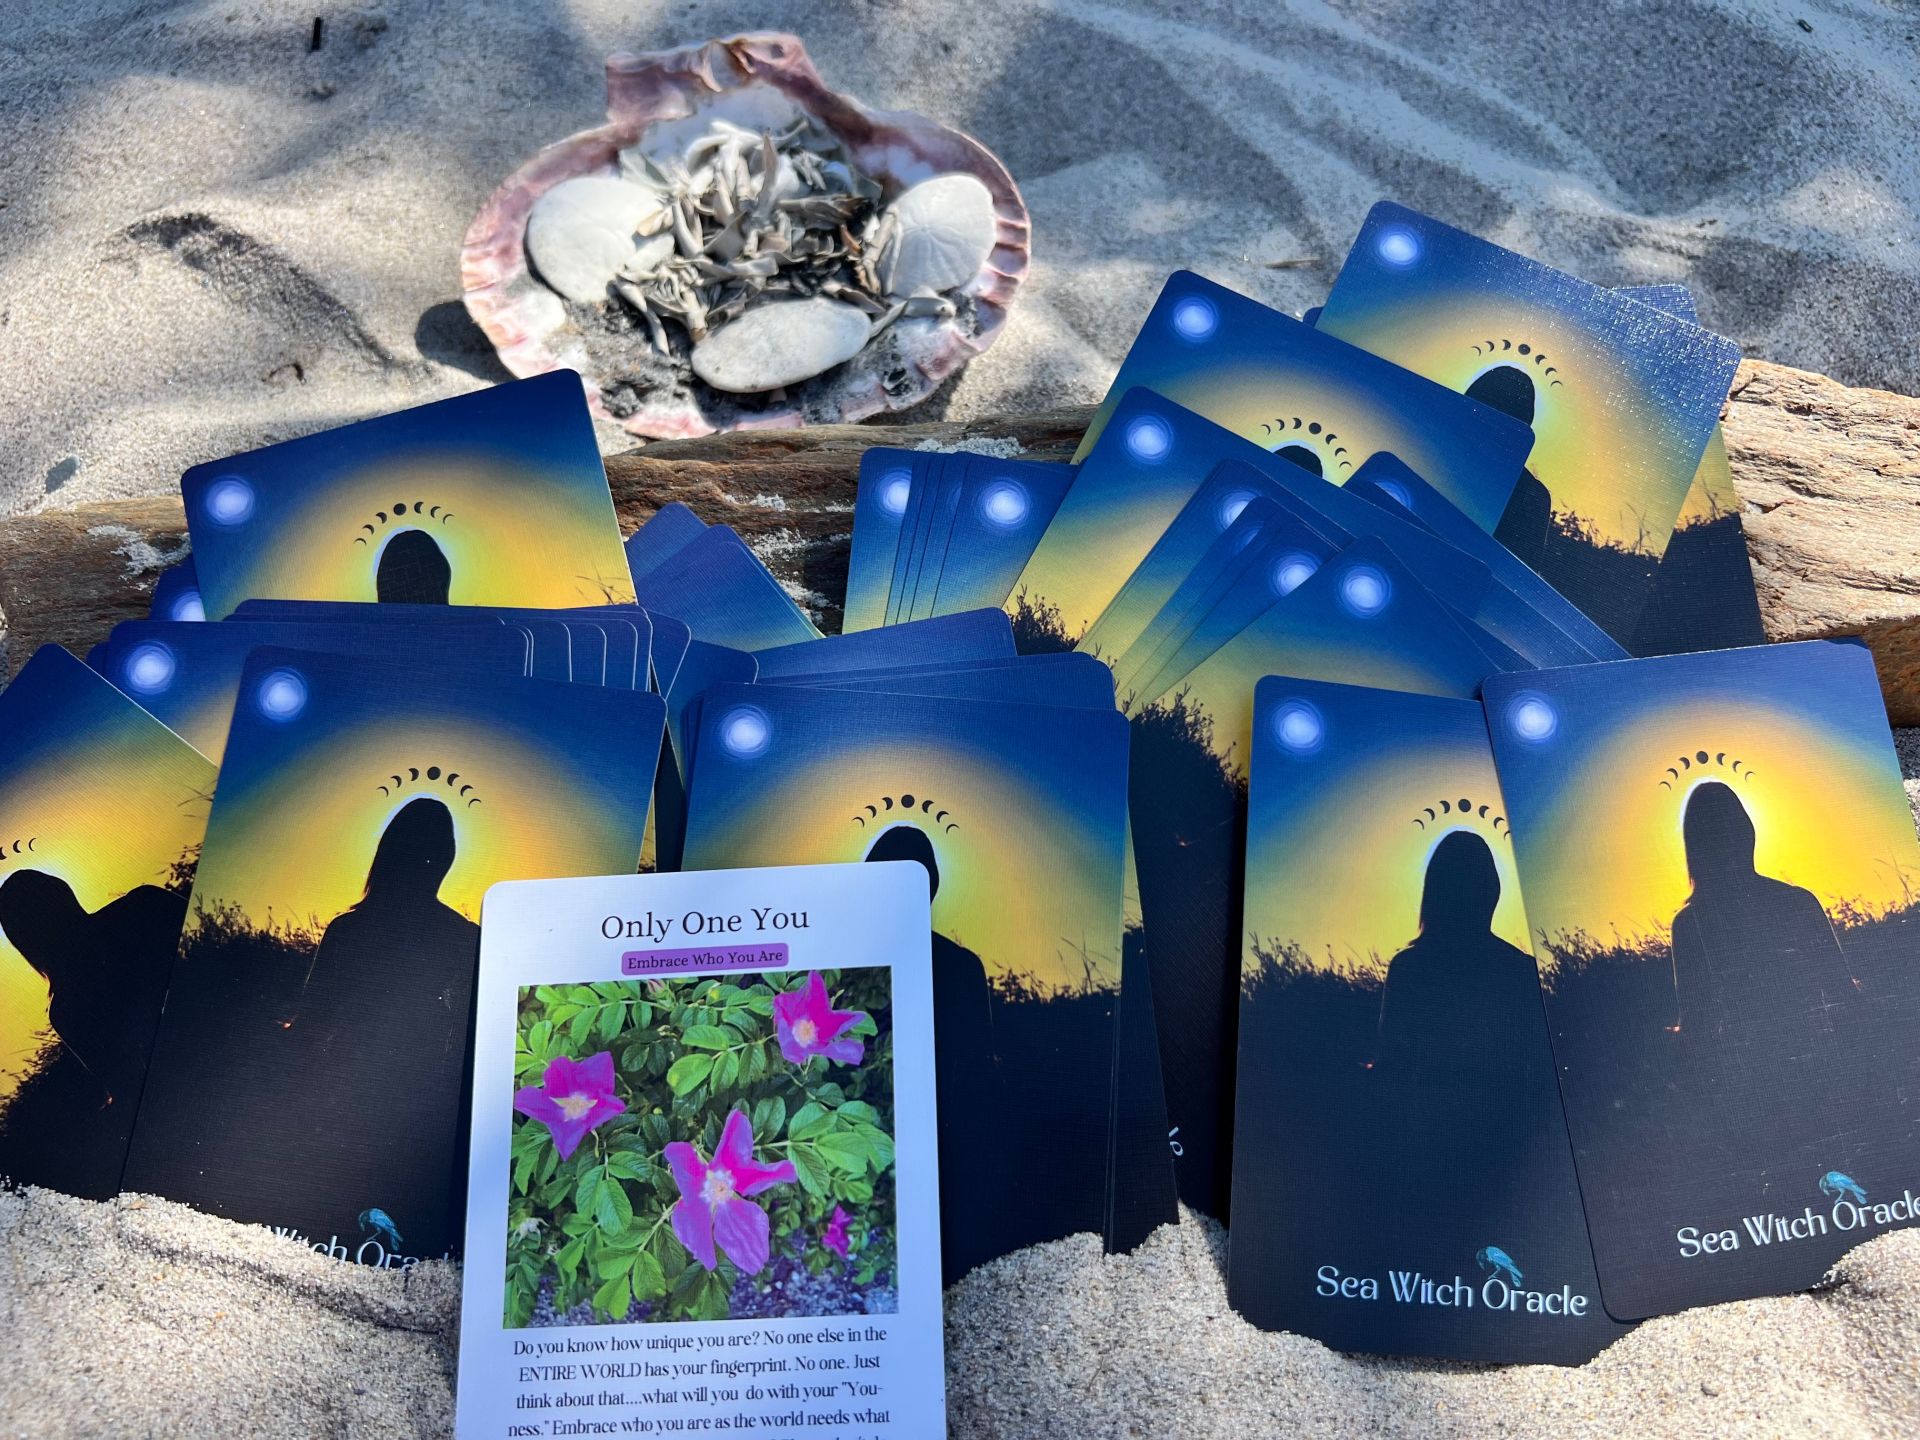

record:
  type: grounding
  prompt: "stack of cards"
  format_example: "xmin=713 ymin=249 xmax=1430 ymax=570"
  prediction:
xmin=2 ymin=372 xmax=680 ymax=1269
xmin=5 ymin=193 xmax=1914 ymax=1399
xmin=821 ymin=200 xmax=1913 ymax=1364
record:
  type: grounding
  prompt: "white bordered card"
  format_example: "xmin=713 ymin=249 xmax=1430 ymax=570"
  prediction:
xmin=457 ymin=861 xmax=945 ymax=1439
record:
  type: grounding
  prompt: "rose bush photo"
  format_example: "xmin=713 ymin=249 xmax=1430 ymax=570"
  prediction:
xmin=504 ymin=968 xmax=896 ymax=1327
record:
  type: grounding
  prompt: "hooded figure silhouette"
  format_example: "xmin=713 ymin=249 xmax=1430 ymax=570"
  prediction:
xmin=1376 ymin=830 xmax=1543 ymax=1094
xmin=1472 ymin=365 xmax=1554 ymax=572
xmin=281 ymin=796 xmax=482 ymax=1256
xmin=376 ymin=529 xmax=452 ymax=605
xmin=1669 ymin=783 xmax=1854 ymax=1108
xmin=864 ymin=823 xmax=1004 ymax=1280
xmin=0 ymin=867 xmax=186 ymax=1195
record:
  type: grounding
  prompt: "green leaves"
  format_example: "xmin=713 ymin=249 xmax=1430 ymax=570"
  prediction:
xmin=666 ymin=1053 xmax=713 ymax=1095
xmin=510 ymin=969 xmax=900 ymax=1325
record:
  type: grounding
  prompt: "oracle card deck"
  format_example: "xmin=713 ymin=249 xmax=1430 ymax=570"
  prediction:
xmin=679 ymin=678 xmax=1172 ymax=1281
xmin=182 ymin=371 xmax=636 ymax=618
xmin=1484 ymin=642 xmax=1920 ymax=1319
xmin=11 ymin=191 xmax=1907 ymax=1385
xmin=1315 ymin=203 xmax=1743 ymax=645
xmin=124 ymin=648 xmax=667 ymax=1261
xmin=1230 ymin=677 xmax=1626 ymax=1363
xmin=460 ymin=863 xmax=947 ymax=1438
xmin=0 ymin=646 xmax=215 ymax=1199
xmin=1075 ymin=270 xmax=1535 ymax=533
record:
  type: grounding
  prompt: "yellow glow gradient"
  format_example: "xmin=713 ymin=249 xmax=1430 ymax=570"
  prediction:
xmin=189 ymin=722 xmax=640 ymax=934
xmin=1518 ymin=697 xmax=1919 ymax=949
xmin=1674 ymin=427 xmax=1736 ymax=528
xmin=215 ymin=458 xmax=634 ymax=612
xmin=1161 ymin=364 xmax=1456 ymax=491
xmin=1245 ymin=760 xmax=1528 ymax=980
xmin=0 ymin=746 xmax=212 ymax=1098
xmin=690 ymin=741 xmax=1123 ymax=992
xmin=1328 ymin=293 xmax=1692 ymax=552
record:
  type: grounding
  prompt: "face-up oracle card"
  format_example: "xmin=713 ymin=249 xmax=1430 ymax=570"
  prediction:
xmin=182 ymin=372 xmax=634 ymax=619
xmin=149 ymin=556 xmax=206 ymax=623
xmin=1010 ymin=390 xmax=1492 ymax=651
xmin=631 ymin=525 xmax=821 ymax=652
xmin=1132 ymin=540 xmax=1518 ymax=1219
xmin=1346 ymin=453 xmax=1624 ymax=666
xmin=1610 ymin=284 xmax=1765 ymax=658
xmin=458 ymin=864 xmax=946 ymax=1439
xmin=1229 ymin=677 xmax=1626 ymax=1363
xmin=0 ymin=647 xmax=215 ymax=1199
xmin=123 ymin=648 xmax=667 ymax=1263
xmin=1484 ymin=642 xmax=1920 ymax=1319
xmin=1079 ymin=460 xmax=1342 ymax=672
xmin=1076 ymin=271 xmax=1533 ymax=534
xmin=623 ymin=501 xmax=708 ymax=584
xmin=753 ymin=609 xmax=1016 ymax=679
xmin=682 ymin=684 xmax=1133 ymax=1282
xmin=87 ymin=619 xmax=535 ymax=762
xmin=1316 ymin=204 xmax=1742 ymax=644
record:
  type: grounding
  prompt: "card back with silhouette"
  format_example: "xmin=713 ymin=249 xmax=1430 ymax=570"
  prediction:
xmin=0 ymin=646 xmax=216 ymax=1200
xmin=1315 ymin=204 xmax=1741 ymax=646
xmin=1074 ymin=270 xmax=1533 ymax=535
xmin=1007 ymin=390 xmax=1492 ymax=652
xmin=1229 ymin=676 xmax=1627 ymax=1363
xmin=182 ymin=372 xmax=634 ymax=619
xmin=1130 ymin=539 xmax=1523 ymax=1220
xmin=680 ymin=683 xmax=1134 ymax=1284
xmin=124 ymin=647 xmax=666 ymax=1264
xmin=1483 ymin=641 xmax=1920 ymax=1319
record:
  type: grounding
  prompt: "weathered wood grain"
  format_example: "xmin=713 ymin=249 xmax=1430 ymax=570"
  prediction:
xmin=4 ymin=364 xmax=1919 ymax=719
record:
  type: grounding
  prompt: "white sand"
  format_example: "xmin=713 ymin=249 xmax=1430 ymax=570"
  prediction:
xmin=4 ymin=1 xmax=1920 ymax=515
xmin=6 ymin=2 xmax=1920 ymax=1434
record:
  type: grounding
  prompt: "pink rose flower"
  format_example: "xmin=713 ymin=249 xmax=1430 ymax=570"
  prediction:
xmin=513 ymin=1052 xmax=625 ymax=1161
xmin=665 ymin=1110 xmax=797 ymax=1274
xmin=773 ymin=971 xmax=866 ymax=1067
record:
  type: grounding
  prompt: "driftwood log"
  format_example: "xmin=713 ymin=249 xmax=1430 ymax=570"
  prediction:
xmin=2 ymin=359 xmax=1918 ymax=716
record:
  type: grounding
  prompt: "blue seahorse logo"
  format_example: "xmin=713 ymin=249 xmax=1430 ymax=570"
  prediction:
xmin=1476 ymin=1245 xmax=1523 ymax=1287
xmin=358 ymin=1207 xmax=405 ymax=1252
xmin=1818 ymin=1171 xmax=1867 ymax=1205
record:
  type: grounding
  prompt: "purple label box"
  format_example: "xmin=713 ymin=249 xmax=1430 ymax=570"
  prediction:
xmin=621 ymin=943 xmax=791 ymax=976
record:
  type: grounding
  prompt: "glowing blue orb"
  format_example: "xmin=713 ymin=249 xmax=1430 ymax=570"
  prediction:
xmin=1170 ymin=296 xmax=1218 ymax=342
xmin=123 ymin=643 xmax=176 ymax=695
xmin=1375 ymin=225 xmax=1423 ymax=269
xmin=255 ymin=667 xmax=308 ymax=722
xmin=878 ymin=471 xmax=912 ymax=517
xmin=1272 ymin=699 xmax=1326 ymax=755
xmin=1339 ymin=564 xmax=1392 ymax=616
xmin=1217 ymin=490 xmax=1257 ymax=529
xmin=1125 ymin=414 xmax=1174 ymax=464
xmin=979 ymin=480 xmax=1029 ymax=528
xmin=1376 ymin=480 xmax=1413 ymax=510
xmin=167 ymin=589 xmax=207 ymax=623
xmin=203 ymin=476 xmax=256 ymax=527
xmin=719 ymin=705 xmax=772 ymax=759
xmin=1273 ymin=552 xmax=1320 ymax=596
xmin=1506 ymin=692 xmax=1559 ymax=744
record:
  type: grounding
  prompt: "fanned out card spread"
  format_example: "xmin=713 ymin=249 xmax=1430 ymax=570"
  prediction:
xmin=12 ymin=196 xmax=1912 ymax=1397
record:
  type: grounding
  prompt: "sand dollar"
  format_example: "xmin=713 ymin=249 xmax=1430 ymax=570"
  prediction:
xmin=691 ymin=298 xmax=873 ymax=393
xmin=525 ymin=176 xmax=669 ymax=305
xmin=875 ymin=174 xmax=997 ymax=298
